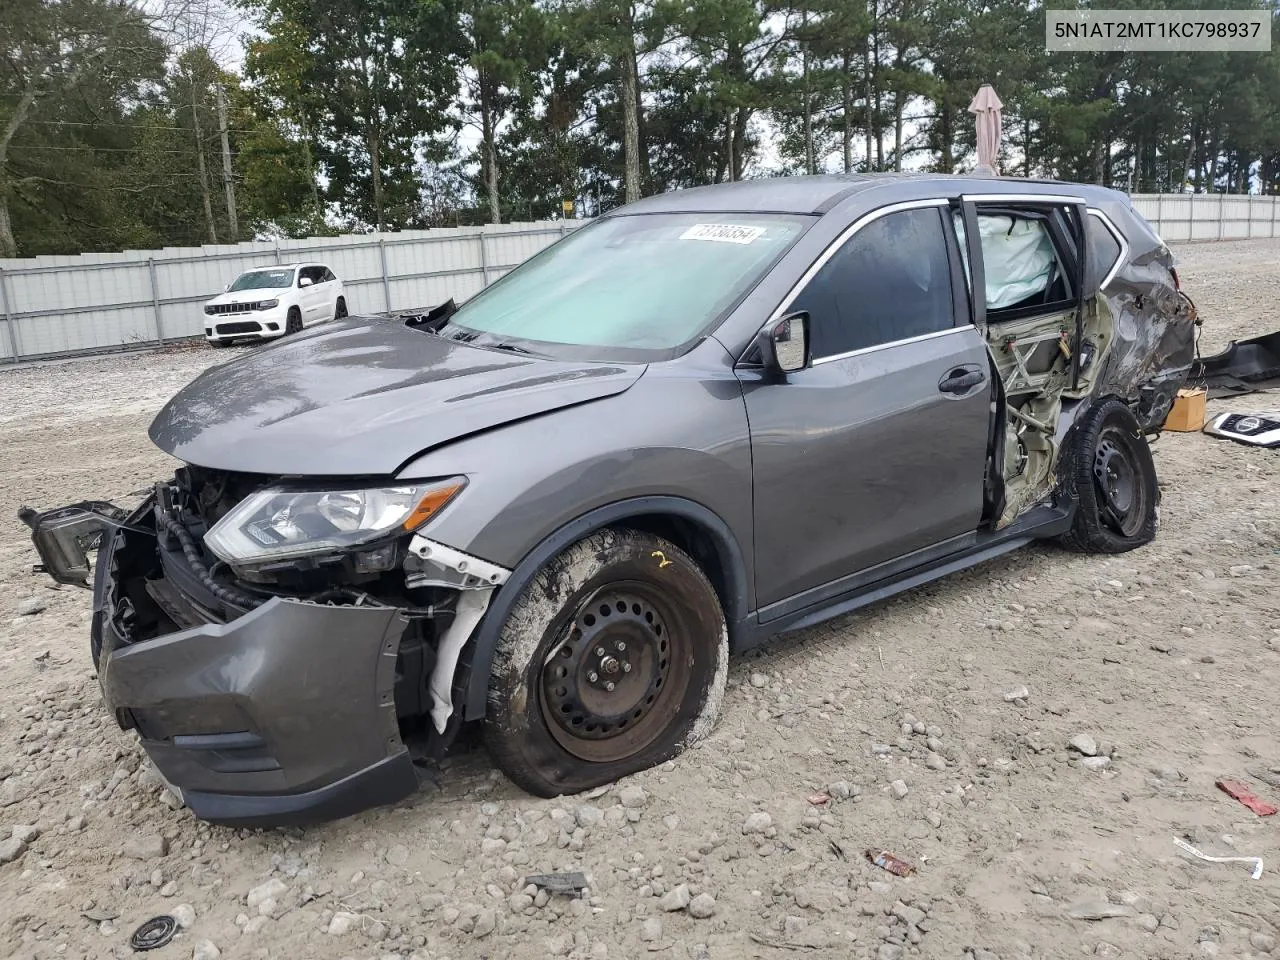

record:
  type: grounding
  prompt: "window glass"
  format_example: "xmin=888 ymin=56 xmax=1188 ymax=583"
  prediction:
xmin=228 ymin=269 xmax=294 ymax=291
xmin=298 ymin=267 xmax=324 ymax=286
xmin=790 ymin=207 xmax=955 ymax=359
xmin=1087 ymin=214 xmax=1122 ymax=287
xmin=322 ymin=268 xmax=337 ymax=283
xmin=440 ymin=212 xmax=807 ymax=358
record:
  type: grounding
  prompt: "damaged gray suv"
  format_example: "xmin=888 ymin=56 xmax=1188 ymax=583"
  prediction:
xmin=22 ymin=175 xmax=1197 ymax=825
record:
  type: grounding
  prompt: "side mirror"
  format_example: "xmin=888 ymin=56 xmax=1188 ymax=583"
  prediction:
xmin=756 ymin=311 xmax=810 ymax=377
xmin=299 ymin=276 xmax=314 ymax=287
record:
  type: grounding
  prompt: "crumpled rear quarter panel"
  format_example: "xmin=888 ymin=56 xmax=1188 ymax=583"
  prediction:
xmin=1092 ymin=203 xmax=1197 ymax=399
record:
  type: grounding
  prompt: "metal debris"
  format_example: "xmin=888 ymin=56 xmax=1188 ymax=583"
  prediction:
xmin=521 ymin=871 xmax=589 ymax=896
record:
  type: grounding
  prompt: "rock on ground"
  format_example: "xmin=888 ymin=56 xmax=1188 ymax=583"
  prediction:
xmin=689 ymin=893 xmax=717 ymax=918
xmin=122 ymin=834 xmax=168 ymax=860
xmin=659 ymin=884 xmax=691 ymax=912
xmin=1068 ymin=734 xmax=1099 ymax=757
xmin=0 ymin=837 xmax=26 ymax=863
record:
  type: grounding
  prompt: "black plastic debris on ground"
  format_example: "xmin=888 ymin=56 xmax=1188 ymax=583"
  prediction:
xmin=522 ymin=871 xmax=589 ymax=896
xmin=1193 ymin=329 xmax=1280 ymax=398
xmin=130 ymin=916 xmax=177 ymax=951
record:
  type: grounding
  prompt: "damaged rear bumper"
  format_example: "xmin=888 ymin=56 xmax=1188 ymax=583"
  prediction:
xmin=84 ymin=512 xmax=420 ymax=826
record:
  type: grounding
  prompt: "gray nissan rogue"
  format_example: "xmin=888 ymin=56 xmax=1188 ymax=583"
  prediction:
xmin=22 ymin=174 xmax=1197 ymax=825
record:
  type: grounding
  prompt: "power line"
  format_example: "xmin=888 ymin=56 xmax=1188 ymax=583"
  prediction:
xmin=20 ymin=118 xmax=267 ymax=135
xmin=7 ymin=144 xmax=243 ymax=155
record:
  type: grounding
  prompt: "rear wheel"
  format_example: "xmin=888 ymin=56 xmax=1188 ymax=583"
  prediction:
xmin=335 ymin=297 xmax=348 ymax=319
xmin=285 ymin=307 xmax=303 ymax=335
xmin=483 ymin=528 xmax=727 ymax=797
xmin=1056 ymin=398 xmax=1159 ymax=553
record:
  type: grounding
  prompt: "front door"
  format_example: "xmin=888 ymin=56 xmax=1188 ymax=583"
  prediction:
xmin=298 ymin=266 xmax=326 ymax=321
xmin=740 ymin=201 xmax=993 ymax=613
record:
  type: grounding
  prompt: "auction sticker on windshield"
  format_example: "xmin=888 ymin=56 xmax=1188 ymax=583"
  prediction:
xmin=680 ymin=223 xmax=766 ymax=244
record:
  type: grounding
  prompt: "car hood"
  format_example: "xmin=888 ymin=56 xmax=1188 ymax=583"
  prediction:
xmin=149 ymin=316 xmax=645 ymax=476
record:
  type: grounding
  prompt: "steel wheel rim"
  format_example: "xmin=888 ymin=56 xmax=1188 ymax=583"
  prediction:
xmin=1093 ymin=428 xmax=1143 ymax=537
xmin=539 ymin=582 xmax=690 ymax=763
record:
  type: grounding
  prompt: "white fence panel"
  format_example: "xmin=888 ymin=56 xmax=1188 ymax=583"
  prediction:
xmin=1127 ymin=193 xmax=1280 ymax=244
xmin=0 ymin=220 xmax=583 ymax=362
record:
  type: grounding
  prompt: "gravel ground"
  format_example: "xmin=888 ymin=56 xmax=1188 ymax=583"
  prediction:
xmin=0 ymin=241 xmax=1278 ymax=960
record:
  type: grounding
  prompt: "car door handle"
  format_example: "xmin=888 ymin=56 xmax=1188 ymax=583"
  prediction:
xmin=938 ymin=367 xmax=986 ymax=396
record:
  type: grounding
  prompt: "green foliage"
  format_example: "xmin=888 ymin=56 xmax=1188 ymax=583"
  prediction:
xmin=7 ymin=0 xmax=1280 ymax=257
xmin=242 ymin=0 xmax=465 ymax=231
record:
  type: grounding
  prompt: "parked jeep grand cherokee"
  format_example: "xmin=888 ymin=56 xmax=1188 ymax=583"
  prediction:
xmin=22 ymin=174 xmax=1196 ymax=825
xmin=203 ymin=263 xmax=347 ymax=347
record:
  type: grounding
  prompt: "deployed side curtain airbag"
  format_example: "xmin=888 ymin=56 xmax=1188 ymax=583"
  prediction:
xmin=955 ymin=213 xmax=1057 ymax=309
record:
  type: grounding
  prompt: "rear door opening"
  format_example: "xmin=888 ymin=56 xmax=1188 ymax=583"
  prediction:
xmin=955 ymin=196 xmax=1112 ymax=528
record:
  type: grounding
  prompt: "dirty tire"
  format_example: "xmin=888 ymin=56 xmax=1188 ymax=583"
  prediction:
xmin=209 ymin=339 xmax=232 ymax=349
xmin=1056 ymin=398 xmax=1159 ymax=554
xmin=285 ymin=307 xmax=302 ymax=334
xmin=484 ymin=528 xmax=728 ymax=798
xmin=335 ymin=297 xmax=348 ymax=319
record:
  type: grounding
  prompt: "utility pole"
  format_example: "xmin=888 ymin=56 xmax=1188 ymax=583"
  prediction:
xmin=216 ymin=84 xmax=239 ymax=241
xmin=191 ymin=78 xmax=217 ymax=245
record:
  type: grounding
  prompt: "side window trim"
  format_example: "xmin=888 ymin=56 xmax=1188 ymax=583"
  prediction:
xmin=811 ymin=325 xmax=965 ymax=367
xmin=1086 ymin=208 xmax=1128 ymax=290
xmin=750 ymin=198 xmax=954 ymax=364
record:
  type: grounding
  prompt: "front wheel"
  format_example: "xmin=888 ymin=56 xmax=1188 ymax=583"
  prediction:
xmin=483 ymin=529 xmax=727 ymax=797
xmin=1056 ymin=398 xmax=1159 ymax=553
xmin=284 ymin=307 xmax=303 ymax=335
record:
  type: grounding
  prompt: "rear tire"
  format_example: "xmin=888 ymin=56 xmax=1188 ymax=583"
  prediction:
xmin=285 ymin=308 xmax=302 ymax=335
xmin=335 ymin=297 xmax=347 ymax=319
xmin=1056 ymin=398 xmax=1159 ymax=553
xmin=483 ymin=528 xmax=728 ymax=798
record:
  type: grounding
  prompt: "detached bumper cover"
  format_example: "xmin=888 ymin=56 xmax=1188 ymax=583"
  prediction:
xmin=92 ymin=525 xmax=419 ymax=826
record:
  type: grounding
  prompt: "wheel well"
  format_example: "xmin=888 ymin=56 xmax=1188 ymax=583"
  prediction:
xmin=461 ymin=497 xmax=750 ymax=723
xmin=611 ymin=514 xmax=734 ymax=621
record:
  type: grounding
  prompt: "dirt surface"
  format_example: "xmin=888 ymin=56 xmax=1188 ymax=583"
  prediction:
xmin=1 ymin=242 xmax=1278 ymax=960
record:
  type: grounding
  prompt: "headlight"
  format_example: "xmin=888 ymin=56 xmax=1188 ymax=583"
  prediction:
xmin=204 ymin=305 xmax=215 ymax=315
xmin=204 ymin=478 xmax=465 ymax=569
xmin=254 ymin=298 xmax=279 ymax=310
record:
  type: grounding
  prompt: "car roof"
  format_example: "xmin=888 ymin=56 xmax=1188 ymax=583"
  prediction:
xmin=240 ymin=263 xmax=328 ymax=272
xmin=614 ymin=173 xmax=1126 ymax=216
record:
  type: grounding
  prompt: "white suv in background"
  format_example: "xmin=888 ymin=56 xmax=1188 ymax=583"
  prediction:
xmin=203 ymin=264 xmax=347 ymax=347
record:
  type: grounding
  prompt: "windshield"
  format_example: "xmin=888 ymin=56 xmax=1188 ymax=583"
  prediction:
xmin=439 ymin=212 xmax=809 ymax=361
xmin=228 ymin=269 xmax=295 ymax=292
